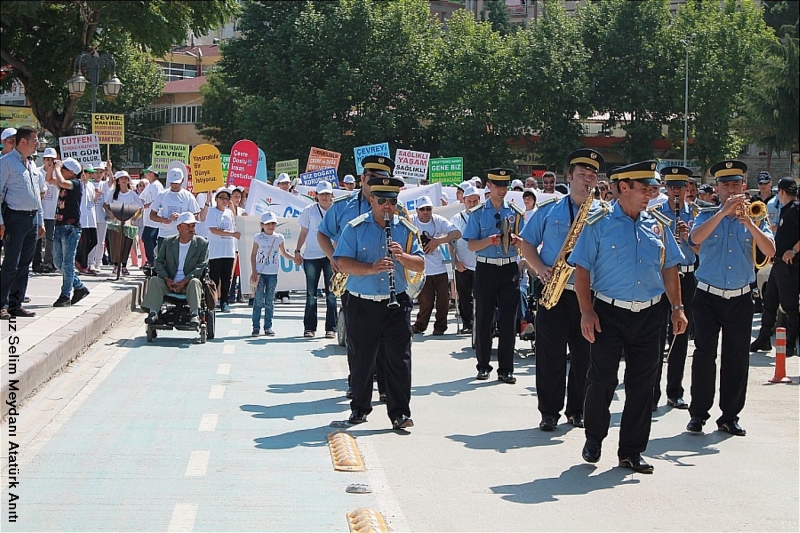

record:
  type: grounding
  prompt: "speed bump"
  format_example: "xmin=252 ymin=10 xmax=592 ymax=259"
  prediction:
xmin=327 ymin=431 xmax=365 ymax=471
xmin=346 ymin=508 xmax=387 ymax=533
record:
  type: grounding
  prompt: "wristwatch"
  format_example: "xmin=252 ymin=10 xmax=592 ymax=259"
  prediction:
xmin=294 ymin=249 xmax=301 ymax=253
xmin=671 ymin=305 xmax=685 ymax=311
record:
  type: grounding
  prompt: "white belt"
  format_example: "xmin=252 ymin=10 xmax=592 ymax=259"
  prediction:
xmin=679 ymin=265 xmax=695 ymax=273
xmin=350 ymin=292 xmax=391 ymax=302
xmin=696 ymin=282 xmax=751 ymax=299
xmin=596 ymin=293 xmax=661 ymax=313
xmin=476 ymin=256 xmax=515 ymax=266
xmin=563 ymin=283 xmax=575 ymax=292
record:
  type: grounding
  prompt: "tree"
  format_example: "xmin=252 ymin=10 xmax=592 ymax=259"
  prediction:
xmin=763 ymin=0 xmax=799 ymax=38
xmin=482 ymin=0 xmax=514 ymax=36
xmin=0 ymin=0 xmax=238 ymax=138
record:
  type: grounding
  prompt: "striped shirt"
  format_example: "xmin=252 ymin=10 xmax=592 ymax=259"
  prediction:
xmin=0 ymin=149 xmax=43 ymax=225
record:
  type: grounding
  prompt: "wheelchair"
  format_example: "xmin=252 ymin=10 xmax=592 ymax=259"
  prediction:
xmin=143 ymin=266 xmax=216 ymax=343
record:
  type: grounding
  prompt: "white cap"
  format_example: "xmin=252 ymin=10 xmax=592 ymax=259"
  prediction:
xmin=511 ymin=179 xmax=524 ymax=189
xmin=167 ymin=167 xmax=185 ymax=184
xmin=215 ymin=186 xmax=232 ymax=198
xmin=456 ymin=181 xmax=471 ymax=191
xmin=416 ymin=195 xmax=433 ymax=209
xmin=343 ymin=174 xmax=356 ymax=184
xmin=176 ymin=212 xmax=197 ymax=225
xmin=462 ymin=184 xmax=480 ymax=198
xmin=316 ymin=181 xmax=333 ymax=194
xmin=114 ymin=170 xmax=130 ymax=180
xmin=42 ymin=147 xmax=58 ymax=158
xmin=260 ymin=211 xmax=278 ymax=224
xmin=96 ymin=161 xmax=107 ymax=170
xmin=61 ymin=157 xmax=82 ymax=175
xmin=471 ymin=176 xmax=482 ymax=185
xmin=276 ymin=173 xmax=291 ymax=184
xmin=1 ymin=128 xmax=17 ymax=141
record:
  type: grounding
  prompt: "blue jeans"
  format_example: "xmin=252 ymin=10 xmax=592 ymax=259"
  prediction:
xmin=142 ymin=226 xmax=159 ymax=265
xmin=53 ymin=225 xmax=85 ymax=297
xmin=302 ymin=257 xmax=337 ymax=332
xmin=252 ymin=273 xmax=277 ymax=331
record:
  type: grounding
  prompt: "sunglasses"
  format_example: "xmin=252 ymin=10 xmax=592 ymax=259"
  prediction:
xmin=376 ymin=197 xmax=397 ymax=205
xmin=417 ymin=206 xmax=432 ymax=211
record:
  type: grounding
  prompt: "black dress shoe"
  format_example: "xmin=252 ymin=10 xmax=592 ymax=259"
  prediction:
xmin=392 ymin=415 xmax=414 ymax=430
xmin=497 ymin=372 xmax=516 ymax=384
xmin=476 ymin=370 xmax=490 ymax=381
xmin=348 ymin=410 xmax=368 ymax=424
xmin=750 ymin=337 xmax=772 ymax=352
xmin=9 ymin=306 xmax=35 ymax=317
xmin=717 ymin=420 xmax=746 ymax=436
xmin=582 ymin=438 xmax=601 ymax=463
xmin=459 ymin=327 xmax=472 ymax=335
xmin=568 ymin=414 xmax=584 ymax=428
xmin=539 ymin=416 xmax=558 ymax=432
xmin=686 ymin=417 xmax=704 ymax=433
xmin=379 ymin=393 xmax=387 ymax=403
xmin=667 ymin=397 xmax=689 ymax=409
xmin=619 ymin=454 xmax=654 ymax=474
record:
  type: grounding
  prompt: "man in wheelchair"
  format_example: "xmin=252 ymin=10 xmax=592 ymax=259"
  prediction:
xmin=142 ymin=212 xmax=209 ymax=326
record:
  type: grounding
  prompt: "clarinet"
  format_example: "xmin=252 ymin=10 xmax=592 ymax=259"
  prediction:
xmin=673 ymin=195 xmax=681 ymax=242
xmin=384 ymin=213 xmax=401 ymax=309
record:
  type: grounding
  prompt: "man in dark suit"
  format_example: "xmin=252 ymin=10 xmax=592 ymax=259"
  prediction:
xmin=142 ymin=212 xmax=209 ymax=325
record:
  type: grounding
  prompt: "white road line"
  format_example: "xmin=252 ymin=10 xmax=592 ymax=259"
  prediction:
xmin=19 ymin=348 xmax=129 ymax=468
xmin=167 ymin=503 xmax=198 ymax=532
xmin=231 ymin=318 xmax=242 ymax=324
xmin=209 ymin=385 xmax=225 ymax=399
xmin=222 ymin=344 xmax=235 ymax=354
xmin=357 ymin=437 xmax=412 ymax=533
xmin=185 ymin=451 xmax=210 ymax=476
xmin=227 ymin=329 xmax=239 ymax=336
xmin=216 ymin=364 xmax=231 ymax=375
xmin=198 ymin=414 xmax=219 ymax=432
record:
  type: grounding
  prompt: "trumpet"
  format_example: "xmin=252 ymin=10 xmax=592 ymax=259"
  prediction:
xmin=735 ymin=199 xmax=767 ymax=221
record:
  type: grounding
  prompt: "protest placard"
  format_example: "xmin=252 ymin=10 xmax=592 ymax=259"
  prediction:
xmin=228 ymin=139 xmax=259 ymax=187
xmin=221 ymin=154 xmax=230 ymax=182
xmin=59 ymin=134 xmax=102 ymax=168
xmin=152 ymin=142 xmax=189 ymax=174
xmin=429 ymin=157 xmax=463 ymax=185
xmin=354 ymin=142 xmax=390 ymax=175
xmin=91 ymin=113 xmax=125 ymax=145
xmin=306 ymin=147 xmax=341 ymax=172
xmin=190 ymin=144 xmax=224 ymax=193
xmin=276 ymin=159 xmax=299 ymax=180
xmin=395 ymin=149 xmax=430 ymax=181
xmin=244 ymin=179 xmax=313 ymax=219
xmin=299 ymin=167 xmax=338 ymax=187
xmin=255 ymin=148 xmax=268 ymax=183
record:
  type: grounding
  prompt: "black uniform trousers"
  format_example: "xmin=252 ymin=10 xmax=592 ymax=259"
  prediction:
xmin=454 ymin=268 xmax=474 ymax=329
xmin=343 ymin=290 xmax=387 ymax=394
xmin=474 ymin=261 xmax=518 ymax=375
xmin=689 ymin=289 xmax=753 ymax=425
xmin=584 ymin=299 xmax=661 ymax=459
xmin=654 ymin=271 xmax=696 ymax=403
xmin=759 ymin=261 xmax=799 ymax=350
xmin=346 ymin=292 xmax=412 ymax=421
xmin=535 ymin=289 xmax=590 ymax=419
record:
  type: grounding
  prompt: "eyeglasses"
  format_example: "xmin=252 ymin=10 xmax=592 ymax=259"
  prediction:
xmin=417 ymin=206 xmax=432 ymax=211
xmin=376 ymin=197 xmax=397 ymax=205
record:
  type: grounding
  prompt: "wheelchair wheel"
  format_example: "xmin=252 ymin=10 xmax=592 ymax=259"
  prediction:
xmin=146 ymin=325 xmax=154 ymax=343
xmin=337 ymin=308 xmax=346 ymax=347
xmin=199 ymin=324 xmax=207 ymax=344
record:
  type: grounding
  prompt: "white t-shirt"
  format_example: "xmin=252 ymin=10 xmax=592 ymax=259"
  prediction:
xmin=411 ymin=213 xmax=458 ymax=276
xmin=104 ymin=188 xmax=142 ymax=207
xmin=253 ymin=232 xmax=285 ymax=275
xmin=449 ymin=210 xmax=477 ymax=271
xmin=205 ymin=206 xmax=237 ymax=259
xmin=153 ymin=188 xmax=200 ymax=238
xmin=140 ymin=179 xmax=164 ymax=229
xmin=297 ymin=202 xmax=328 ymax=260
xmin=39 ymin=167 xmax=58 ymax=220
xmin=80 ymin=181 xmax=98 ymax=229
xmin=174 ymin=241 xmax=192 ymax=283
xmin=93 ymin=180 xmax=110 ymax=221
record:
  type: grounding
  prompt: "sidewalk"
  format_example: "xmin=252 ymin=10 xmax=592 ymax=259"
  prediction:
xmin=0 ymin=265 xmax=146 ymax=405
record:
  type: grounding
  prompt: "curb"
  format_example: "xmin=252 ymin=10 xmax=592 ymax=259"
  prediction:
xmin=2 ymin=279 xmax=145 ymax=404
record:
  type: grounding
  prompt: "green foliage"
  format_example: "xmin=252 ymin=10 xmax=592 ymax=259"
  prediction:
xmin=482 ymin=0 xmax=513 ymax=36
xmin=763 ymin=0 xmax=799 ymax=38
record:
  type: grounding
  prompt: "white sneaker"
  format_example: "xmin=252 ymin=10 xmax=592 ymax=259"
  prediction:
xmin=265 ymin=328 xmax=276 ymax=336
xmin=281 ymin=296 xmax=290 ymax=304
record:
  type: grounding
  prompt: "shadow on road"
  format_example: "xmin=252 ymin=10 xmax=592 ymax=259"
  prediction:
xmin=447 ymin=428 xmax=565 ymax=453
xmin=241 ymin=395 xmax=348 ymax=421
xmin=266 ymin=378 xmax=347 ymax=395
xmin=253 ymin=425 xmax=331 ymax=449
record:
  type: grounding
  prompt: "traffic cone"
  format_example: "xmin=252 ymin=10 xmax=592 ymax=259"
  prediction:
xmin=768 ymin=327 xmax=793 ymax=384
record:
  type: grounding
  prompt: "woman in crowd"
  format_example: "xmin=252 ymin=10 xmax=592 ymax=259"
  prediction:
xmin=202 ymin=187 xmax=240 ymax=313
xmin=103 ymin=170 xmax=143 ymax=276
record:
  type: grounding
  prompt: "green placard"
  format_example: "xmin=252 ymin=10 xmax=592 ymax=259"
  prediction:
xmin=429 ymin=157 xmax=463 ymax=185
xmin=151 ymin=142 xmax=189 ymax=174
xmin=276 ymin=159 xmax=300 ymax=181
xmin=221 ymin=154 xmax=230 ymax=182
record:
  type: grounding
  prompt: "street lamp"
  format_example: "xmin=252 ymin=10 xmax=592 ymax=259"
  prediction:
xmin=680 ymin=33 xmax=696 ymax=167
xmin=66 ymin=51 xmax=123 ymax=113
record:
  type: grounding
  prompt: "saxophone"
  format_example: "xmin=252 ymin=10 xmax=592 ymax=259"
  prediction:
xmin=539 ymin=189 xmax=597 ymax=310
xmin=330 ymin=271 xmax=348 ymax=297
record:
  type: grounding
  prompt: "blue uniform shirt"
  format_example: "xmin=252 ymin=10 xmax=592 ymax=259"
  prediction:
xmin=334 ymin=214 xmax=424 ymax=296
xmin=318 ymin=191 xmax=369 ymax=241
xmin=569 ymin=203 xmax=684 ymax=301
xmin=656 ymin=201 xmax=697 ymax=266
xmin=690 ymin=207 xmax=773 ymax=290
xmin=462 ymin=200 xmax=522 ymax=259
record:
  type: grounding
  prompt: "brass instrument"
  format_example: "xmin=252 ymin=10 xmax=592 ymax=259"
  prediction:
xmin=384 ymin=213 xmax=400 ymax=308
xmin=736 ymin=199 xmax=767 ymax=221
xmin=330 ymin=271 xmax=348 ymax=297
xmin=499 ymin=217 xmax=512 ymax=255
xmin=539 ymin=190 xmax=596 ymax=310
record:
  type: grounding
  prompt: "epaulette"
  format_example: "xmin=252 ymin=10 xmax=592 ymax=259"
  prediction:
xmin=509 ymin=201 xmax=525 ymax=216
xmin=647 ymin=207 xmax=673 ymax=226
xmin=585 ymin=205 xmax=609 ymax=226
xmin=347 ymin=212 xmax=369 ymax=227
xmin=396 ymin=203 xmax=410 ymax=218
xmin=399 ymin=217 xmax=420 ymax=234
xmin=469 ymin=203 xmax=485 ymax=214
xmin=333 ymin=192 xmax=354 ymax=203
xmin=688 ymin=201 xmax=700 ymax=217
xmin=698 ymin=206 xmax=718 ymax=215
xmin=537 ymin=197 xmax=558 ymax=208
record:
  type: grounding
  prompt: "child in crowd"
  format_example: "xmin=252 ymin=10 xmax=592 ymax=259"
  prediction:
xmin=250 ymin=211 xmax=293 ymax=337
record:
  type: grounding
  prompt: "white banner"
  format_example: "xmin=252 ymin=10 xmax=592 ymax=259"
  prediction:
xmin=244 ymin=179 xmax=313 ymax=219
xmin=398 ymin=183 xmax=443 ymax=212
xmin=237 ymin=214 xmax=306 ymax=292
xmin=296 ymin=185 xmax=351 ymax=200
xmin=395 ymin=148 xmax=430 ymax=181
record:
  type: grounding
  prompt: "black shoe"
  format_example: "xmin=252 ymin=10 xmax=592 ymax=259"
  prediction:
xmin=717 ymin=420 xmax=746 ymax=436
xmin=9 ymin=306 xmax=36 ymax=317
xmin=667 ymin=397 xmax=689 ymax=409
xmin=686 ymin=417 xmax=704 ymax=433
xmin=750 ymin=337 xmax=772 ymax=352
xmin=53 ymin=294 xmax=71 ymax=307
xmin=497 ymin=372 xmax=516 ymax=384
xmin=652 ymin=403 xmax=658 ymax=412
xmin=432 ymin=330 xmax=445 ymax=336
xmin=568 ymin=414 xmax=584 ymax=428
xmin=392 ymin=415 xmax=414 ymax=430
xmin=539 ymin=416 xmax=558 ymax=431
xmin=379 ymin=393 xmax=387 ymax=403
xmin=475 ymin=370 xmax=490 ymax=381
xmin=459 ymin=327 xmax=472 ymax=335
xmin=619 ymin=455 xmax=654 ymax=474
xmin=411 ymin=325 xmax=424 ymax=334
xmin=348 ymin=409 xmax=368 ymax=424
xmin=189 ymin=312 xmax=200 ymax=326
xmin=582 ymin=438 xmax=601 ymax=463
xmin=346 ymin=387 xmax=354 ymax=400
xmin=145 ymin=311 xmax=158 ymax=325
xmin=71 ymin=287 xmax=90 ymax=305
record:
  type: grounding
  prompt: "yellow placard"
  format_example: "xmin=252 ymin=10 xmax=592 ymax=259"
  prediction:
xmin=91 ymin=113 xmax=125 ymax=145
xmin=190 ymin=144 xmax=224 ymax=193
xmin=0 ymin=105 xmax=39 ymax=129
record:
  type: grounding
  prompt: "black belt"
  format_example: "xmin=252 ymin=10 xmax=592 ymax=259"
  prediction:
xmin=6 ymin=208 xmax=38 ymax=216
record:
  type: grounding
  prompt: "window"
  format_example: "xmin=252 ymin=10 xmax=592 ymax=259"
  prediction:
xmin=156 ymin=61 xmax=198 ymax=81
